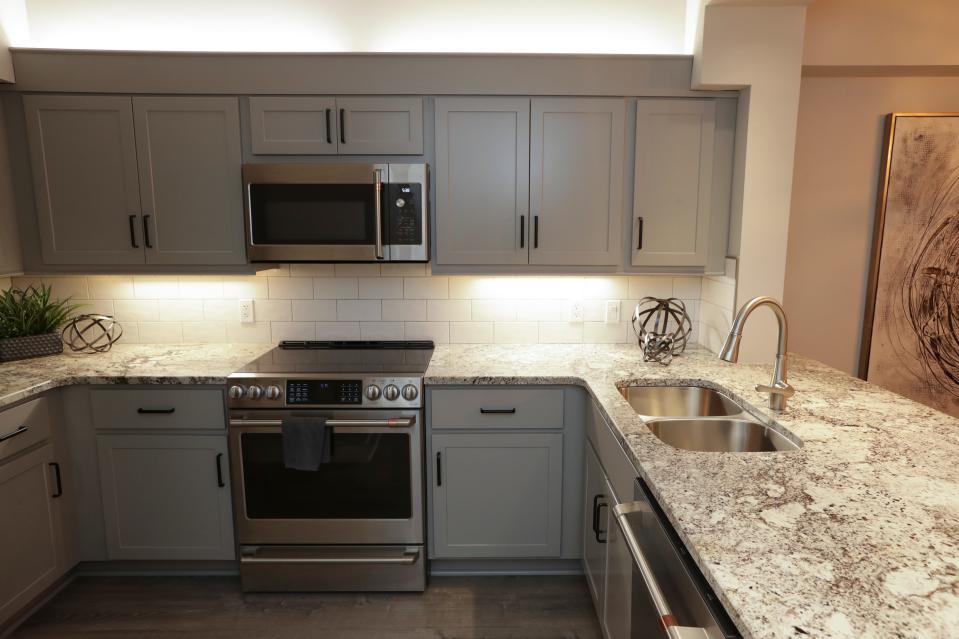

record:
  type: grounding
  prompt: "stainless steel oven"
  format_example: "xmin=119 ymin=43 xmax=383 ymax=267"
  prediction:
xmin=243 ymin=163 xmax=428 ymax=263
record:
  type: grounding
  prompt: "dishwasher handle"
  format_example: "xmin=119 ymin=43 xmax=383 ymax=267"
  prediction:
xmin=613 ymin=502 xmax=711 ymax=639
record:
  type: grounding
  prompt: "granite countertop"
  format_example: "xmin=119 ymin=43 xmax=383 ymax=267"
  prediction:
xmin=426 ymin=344 xmax=959 ymax=639
xmin=1 ymin=341 xmax=957 ymax=637
xmin=0 ymin=343 xmax=273 ymax=408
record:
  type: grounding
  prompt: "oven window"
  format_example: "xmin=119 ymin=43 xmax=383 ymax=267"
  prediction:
xmin=240 ymin=432 xmax=412 ymax=519
xmin=249 ymin=184 xmax=376 ymax=245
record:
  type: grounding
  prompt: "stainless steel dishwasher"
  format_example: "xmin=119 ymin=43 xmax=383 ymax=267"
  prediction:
xmin=606 ymin=480 xmax=741 ymax=639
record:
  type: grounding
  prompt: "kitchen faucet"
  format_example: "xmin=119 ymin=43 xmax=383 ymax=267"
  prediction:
xmin=718 ymin=296 xmax=795 ymax=412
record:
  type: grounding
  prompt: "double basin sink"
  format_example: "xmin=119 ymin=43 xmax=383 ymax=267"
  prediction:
xmin=618 ymin=385 xmax=800 ymax=453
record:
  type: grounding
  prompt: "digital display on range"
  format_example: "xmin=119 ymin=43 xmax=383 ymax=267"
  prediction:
xmin=286 ymin=380 xmax=362 ymax=405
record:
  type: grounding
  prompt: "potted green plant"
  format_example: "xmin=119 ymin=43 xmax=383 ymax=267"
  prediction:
xmin=0 ymin=285 xmax=82 ymax=362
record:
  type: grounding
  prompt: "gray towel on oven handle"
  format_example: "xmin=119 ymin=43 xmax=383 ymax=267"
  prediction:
xmin=281 ymin=415 xmax=332 ymax=471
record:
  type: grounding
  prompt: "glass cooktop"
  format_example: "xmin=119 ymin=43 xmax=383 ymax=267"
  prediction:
xmin=231 ymin=340 xmax=435 ymax=375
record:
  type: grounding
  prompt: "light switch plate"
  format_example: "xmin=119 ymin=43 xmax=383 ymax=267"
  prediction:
xmin=605 ymin=300 xmax=621 ymax=324
xmin=238 ymin=299 xmax=255 ymax=324
xmin=569 ymin=300 xmax=584 ymax=323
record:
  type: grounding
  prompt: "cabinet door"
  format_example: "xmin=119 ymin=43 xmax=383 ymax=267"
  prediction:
xmin=434 ymin=97 xmax=530 ymax=265
xmin=603 ymin=489 xmax=633 ymax=639
xmin=97 ymin=434 xmax=234 ymax=560
xmin=133 ymin=97 xmax=246 ymax=265
xmin=0 ymin=444 xmax=64 ymax=627
xmin=582 ymin=441 xmax=610 ymax=615
xmin=336 ymin=97 xmax=423 ymax=155
xmin=632 ymin=99 xmax=715 ymax=267
xmin=249 ymin=96 xmax=338 ymax=155
xmin=432 ymin=432 xmax=563 ymax=558
xmin=24 ymin=95 xmax=144 ymax=265
xmin=530 ymin=98 xmax=624 ymax=266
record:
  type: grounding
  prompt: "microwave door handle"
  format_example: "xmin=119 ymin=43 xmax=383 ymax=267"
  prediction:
xmin=612 ymin=502 xmax=709 ymax=639
xmin=374 ymin=168 xmax=385 ymax=260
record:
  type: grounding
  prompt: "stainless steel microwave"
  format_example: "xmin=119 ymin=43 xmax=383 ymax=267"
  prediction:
xmin=243 ymin=163 xmax=428 ymax=262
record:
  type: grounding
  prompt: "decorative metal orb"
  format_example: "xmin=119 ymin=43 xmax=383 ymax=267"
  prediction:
xmin=632 ymin=297 xmax=692 ymax=366
xmin=62 ymin=314 xmax=124 ymax=354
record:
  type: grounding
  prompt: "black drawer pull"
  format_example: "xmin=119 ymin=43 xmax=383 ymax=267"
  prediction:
xmin=533 ymin=215 xmax=539 ymax=249
xmin=49 ymin=462 xmax=63 ymax=498
xmin=436 ymin=452 xmax=442 ymax=487
xmin=0 ymin=425 xmax=28 ymax=443
xmin=137 ymin=407 xmax=176 ymax=414
xmin=636 ymin=216 xmax=644 ymax=250
xmin=339 ymin=108 xmax=346 ymax=144
xmin=128 ymin=215 xmax=139 ymax=248
xmin=215 ymin=453 xmax=225 ymax=488
xmin=325 ymin=108 xmax=332 ymax=144
xmin=519 ymin=215 xmax=525 ymax=248
xmin=480 ymin=408 xmax=516 ymax=415
xmin=592 ymin=494 xmax=608 ymax=544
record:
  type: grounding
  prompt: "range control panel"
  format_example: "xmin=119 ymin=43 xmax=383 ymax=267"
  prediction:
xmin=227 ymin=376 xmax=423 ymax=409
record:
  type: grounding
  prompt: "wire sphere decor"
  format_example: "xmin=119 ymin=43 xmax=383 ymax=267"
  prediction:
xmin=62 ymin=314 xmax=124 ymax=354
xmin=631 ymin=297 xmax=692 ymax=366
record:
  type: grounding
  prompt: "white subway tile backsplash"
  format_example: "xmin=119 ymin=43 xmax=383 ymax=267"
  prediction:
xmin=494 ymin=322 xmax=539 ymax=344
xmin=315 ymin=322 xmax=361 ymax=340
xmin=427 ymin=300 xmax=471 ymax=321
xmin=133 ymin=276 xmax=178 ymax=299
xmin=253 ymin=299 xmax=293 ymax=322
xmin=360 ymin=322 xmax=405 ymax=340
xmin=702 ymin=277 xmax=735 ymax=311
xmin=292 ymin=300 xmax=337 ymax=322
xmin=138 ymin=322 xmax=183 ymax=343
xmin=114 ymin=299 xmax=159 ymax=321
xmin=405 ymin=277 xmax=448 ymax=299
xmin=358 ymin=277 xmax=403 ymax=299
xmin=178 ymin=277 xmax=223 ymax=299
xmin=383 ymin=299 xmax=428 ymax=321
xmin=450 ymin=321 xmax=493 ymax=343
xmin=627 ymin=276 xmax=674 ymax=300
xmin=334 ymin=264 xmax=380 ymax=277
xmin=380 ymin=263 xmax=427 ymax=277
xmin=289 ymin=264 xmax=335 ymax=277
xmin=226 ymin=321 xmax=272 ymax=343
xmin=337 ymin=299 xmax=381 ymax=321
xmin=515 ymin=300 xmax=562 ymax=321
xmin=583 ymin=321 xmax=628 ymax=344
xmin=88 ymin=276 xmax=135 ymax=300
xmin=255 ymin=265 xmax=290 ymax=277
xmin=582 ymin=277 xmax=627 ymax=300
xmin=268 ymin=277 xmax=313 ymax=300
xmin=405 ymin=321 xmax=450 ymax=344
xmin=472 ymin=299 xmax=516 ymax=321
xmin=157 ymin=299 xmax=204 ymax=322
xmin=539 ymin=322 xmax=583 ymax=343
xmin=672 ymin=277 xmax=702 ymax=299
xmin=203 ymin=299 xmax=237 ymax=321
xmin=271 ymin=321 xmax=316 ymax=342
xmin=222 ymin=276 xmax=269 ymax=300
xmin=314 ymin=277 xmax=358 ymax=299
xmin=71 ymin=300 xmax=115 ymax=316
xmin=182 ymin=321 xmax=227 ymax=343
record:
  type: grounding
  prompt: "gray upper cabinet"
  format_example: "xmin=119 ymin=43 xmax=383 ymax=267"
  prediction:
xmin=632 ymin=99 xmax=716 ymax=268
xmin=431 ymin=432 xmax=564 ymax=558
xmin=249 ymin=96 xmax=338 ymax=155
xmin=336 ymin=97 xmax=423 ymax=155
xmin=133 ymin=97 xmax=246 ymax=265
xmin=434 ymin=97 xmax=530 ymax=265
xmin=24 ymin=95 xmax=144 ymax=265
xmin=530 ymin=98 xmax=625 ymax=266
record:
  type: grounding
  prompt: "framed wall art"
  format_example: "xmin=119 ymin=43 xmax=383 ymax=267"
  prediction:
xmin=860 ymin=113 xmax=959 ymax=417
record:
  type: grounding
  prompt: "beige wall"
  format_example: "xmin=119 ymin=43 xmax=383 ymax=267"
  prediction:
xmin=785 ymin=1 xmax=959 ymax=375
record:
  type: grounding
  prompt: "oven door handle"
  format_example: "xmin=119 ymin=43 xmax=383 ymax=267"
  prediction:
xmin=229 ymin=416 xmax=416 ymax=428
xmin=240 ymin=550 xmax=419 ymax=566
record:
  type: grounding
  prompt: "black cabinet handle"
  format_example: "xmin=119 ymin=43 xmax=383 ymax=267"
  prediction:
xmin=436 ymin=452 xmax=442 ymax=486
xmin=325 ymin=108 xmax=332 ymax=144
xmin=636 ymin=216 xmax=644 ymax=251
xmin=592 ymin=494 xmax=608 ymax=544
xmin=50 ymin=462 xmax=63 ymax=498
xmin=143 ymin=215 xmax=153 ymax=248
xmin=129 ymin=215 xmax=139 ymax=248
xmin=0 ymin=424 xmax=28 ymax=443
xmin=519 ymin=215 xmax=525 ymax=249
xmin=480 ymin=408 xmax=516 ymax=414
xmin=339 ymin=108 xmax=346 ymax=144
xmin=533 ymin=215 xmax=539 ymax=249
xmin=215 ymin=453 xmax=225 ymax=488
xmin=137 ymin=407 xmax=176 ymax=414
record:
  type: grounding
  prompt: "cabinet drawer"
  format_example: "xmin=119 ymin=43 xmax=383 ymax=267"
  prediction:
xmin=90 ymin=389 xmax=225 ymax=430
xmin=586 ymin=401 xmax=636 ymax=503
xmin=0 ymin=398 xmax=51 ymax=463
xmin=430 ymin=388 xmax=563 ymax=429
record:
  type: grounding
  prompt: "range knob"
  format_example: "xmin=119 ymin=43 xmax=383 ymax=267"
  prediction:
xmin=228 ymin=385 xmax=245 ymax=400
xmin=265 ymin=385 xmax=282 ymax=400
xmin=365 ymin=384 xmax=382 ymax=400
xmin=383 ymin=384 xmax=400 ymax=401
xmin=247 ymin=385 xmax=264 ymax=400
xmin=401 ymin=384 xmax=419 ymax=401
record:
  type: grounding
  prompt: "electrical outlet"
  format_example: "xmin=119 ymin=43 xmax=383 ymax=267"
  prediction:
xmin=569 ymin=300 xmax=584 ymax=323
xmin=238 ymin=299 xmax=255 ymax=324
xmin=605 ymin=300 xmax=621 ymax=324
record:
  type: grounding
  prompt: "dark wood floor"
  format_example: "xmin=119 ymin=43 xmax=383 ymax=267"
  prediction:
xmin=11 ymin=575 xmax=602 ymax=639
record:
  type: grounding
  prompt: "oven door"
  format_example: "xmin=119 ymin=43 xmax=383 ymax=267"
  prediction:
xmin=228 ymin=408 xmax=423 ymax=545
xmin=244 ymin=163 xmax=389 ymax=262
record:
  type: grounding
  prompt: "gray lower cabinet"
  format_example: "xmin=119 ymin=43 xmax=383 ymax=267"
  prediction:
xmin=96 ymin=433 xmax=234 ymax=560
xmin=431 ymin=432 xmax=564 ymax=558
xmin=133 ymin=97 xmax=246 ymax=265
xmin=632 ymin=99 xmax=716 ymax=268
xmin=249 ymin=96 xmax=423 ymax=155
xmin=530 ymin=98 xmax=625 ymax=266
xmin=0 ymin=443 xmax=65 ymax=627
xmin=24 ymin=94 xmax=144 ymax=265
xmin=434 ymin=97 xmax=530 ymax=265
xmin=582 ymin=441 xmax=610 ymax=615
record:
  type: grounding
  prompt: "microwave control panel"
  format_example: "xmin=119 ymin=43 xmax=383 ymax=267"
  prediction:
xmin=387 ymin=183 xmax=422 ymax=245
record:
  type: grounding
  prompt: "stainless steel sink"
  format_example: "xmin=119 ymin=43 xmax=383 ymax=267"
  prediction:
xmin=645 ymin=418 xmax=799 ymax=452
xmin=618 ymin=385 xmax=742 ymax=419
